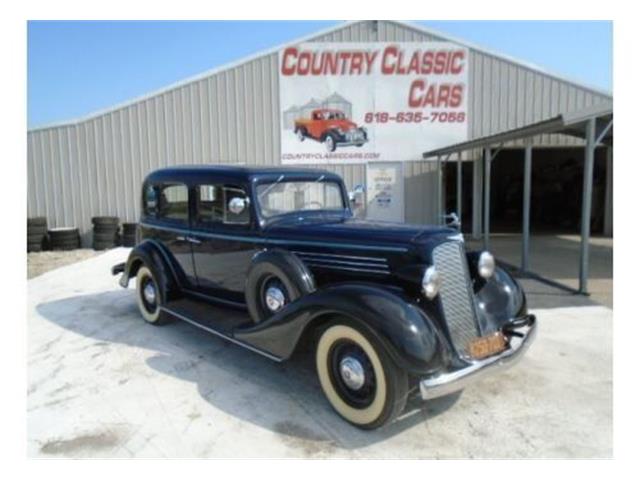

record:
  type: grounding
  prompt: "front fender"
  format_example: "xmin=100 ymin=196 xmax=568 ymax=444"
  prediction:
xmin=326 ymin=128 xmax=346 ymax=141
xmin=115 ymin=240 xmax=181 ymax=303
xmin=234 ymin=284 xmax=444 ymax=374
xmin=473 ymin=265 xmax=527 ymax=334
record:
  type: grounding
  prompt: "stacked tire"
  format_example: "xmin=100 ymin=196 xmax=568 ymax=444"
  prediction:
xmin=48 ymin=227 xmax=81 ymax=251
xmin=92 ymin=216 xmax=120 ymax=250
xmin=27 ymin=217 xmax=48 ymax=252
xmin=121 ymin=223 xmax=138 ymax=247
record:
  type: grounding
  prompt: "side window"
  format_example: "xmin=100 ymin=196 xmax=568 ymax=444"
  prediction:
xmin=156 ymin=183 xmax=189 ymax=223
xmin=196 ymin=184 xmax=224 ymax=224
xmin=143 ymin=184 xmax=158 ymax=216
xmin=195 ymin=184 xmax=250 ymax=226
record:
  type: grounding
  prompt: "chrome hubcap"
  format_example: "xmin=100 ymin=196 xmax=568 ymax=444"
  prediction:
xmin=265 ymin=286 xmax=285 ymax=312
xmin=339 ymin=356 xmax=366 ymax=390
xmin=143 ymin=282 xmax=157 ymax=305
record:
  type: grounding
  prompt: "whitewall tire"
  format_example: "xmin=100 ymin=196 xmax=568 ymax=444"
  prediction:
xmin=315 ymin=322 xmax=408 ymax=429
xmin=136 ymin=266 xmax=169 ymax=325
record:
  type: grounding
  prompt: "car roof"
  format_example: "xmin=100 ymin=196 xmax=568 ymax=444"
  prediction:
xmin=314 ymin=108 xmax=343 ymax=113
xmin=144 ymin=164 xmax=343 ymax=185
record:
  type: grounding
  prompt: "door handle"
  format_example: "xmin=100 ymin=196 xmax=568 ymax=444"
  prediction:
xmin=176 ymin=235 xmax=186 ymax=241
xmin=186 ymin=236 xmax=202 ymax=245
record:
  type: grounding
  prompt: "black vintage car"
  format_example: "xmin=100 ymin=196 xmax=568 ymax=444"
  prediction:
xmin=112 ymin=165 xmax=536 ymax=429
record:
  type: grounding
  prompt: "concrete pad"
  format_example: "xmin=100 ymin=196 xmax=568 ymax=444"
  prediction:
xmin=27 ymin=248 xmax=612 ymax=458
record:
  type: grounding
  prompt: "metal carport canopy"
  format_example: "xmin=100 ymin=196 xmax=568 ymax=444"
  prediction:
xmin=422 ymin=102 xmax=613 ymax=295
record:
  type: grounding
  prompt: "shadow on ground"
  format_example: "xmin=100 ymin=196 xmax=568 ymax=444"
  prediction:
xmin=36 ymin=290 xmax=461 ymax=450
xmin=514 ymin=279 xmax=600 ymax=310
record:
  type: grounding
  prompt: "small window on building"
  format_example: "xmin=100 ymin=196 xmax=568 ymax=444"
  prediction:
xmin=197 ymin=184 xmax=224 ymax=224
xmin=156 ymin=183 xmax=189 ymax=223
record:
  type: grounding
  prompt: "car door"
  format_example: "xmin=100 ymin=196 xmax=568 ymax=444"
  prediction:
xmin=142 ymin=181 xmax=198 ymax=287
xmin=310 ymin=111 xmax=324 ymax=139
xmin=190 ymin=182 xmax=260 ymax=304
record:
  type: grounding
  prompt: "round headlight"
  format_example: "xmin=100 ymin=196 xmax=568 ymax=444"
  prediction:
xmin=422 ymin=266 xmax=442 ymax=299
xmin=478 ymin=251 xmax=495 ymax=279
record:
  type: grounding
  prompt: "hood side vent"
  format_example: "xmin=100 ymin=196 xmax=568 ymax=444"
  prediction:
xmin=293 ymin=251 xmax=390 ymax=275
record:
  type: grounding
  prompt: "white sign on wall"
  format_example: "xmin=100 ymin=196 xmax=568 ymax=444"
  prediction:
xmin=279 ymin=42 xmax=469 ymax=165
xmin=366 ymin=162 xmax=405 ymax=222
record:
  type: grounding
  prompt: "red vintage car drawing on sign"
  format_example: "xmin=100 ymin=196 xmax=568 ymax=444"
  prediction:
xmin=294 ymin=108 xmax=368 ymax=152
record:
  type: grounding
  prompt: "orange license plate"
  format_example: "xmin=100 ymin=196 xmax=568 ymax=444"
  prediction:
xmin=467 ymin=332 xmax=507 ymax=359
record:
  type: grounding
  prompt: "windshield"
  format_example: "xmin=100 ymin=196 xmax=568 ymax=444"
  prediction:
xmin=256 ymin=178 xmax=346 ymax=219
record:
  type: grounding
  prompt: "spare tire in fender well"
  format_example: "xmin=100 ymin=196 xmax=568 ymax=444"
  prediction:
xmin=245 ymin=249 xmax=316 ymax=323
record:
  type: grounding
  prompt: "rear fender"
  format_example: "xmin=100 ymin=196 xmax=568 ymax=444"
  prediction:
xmin=234 ymin=283 xmax=444 ymax=374
xmin=117 ymin=240 xmax=181 ymax=303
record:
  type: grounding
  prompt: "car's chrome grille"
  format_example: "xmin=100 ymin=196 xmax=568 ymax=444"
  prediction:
xmin=432 ymin=241 xmax=479 ymax=356
xmin=347 ymin=130 xmax=364 ymax=141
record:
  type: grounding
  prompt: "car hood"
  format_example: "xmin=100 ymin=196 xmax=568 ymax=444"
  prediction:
xmin=264 ymin=216 xmax=455 ymax=248
xmin=328 ymin=119 xmax=358 ymax=131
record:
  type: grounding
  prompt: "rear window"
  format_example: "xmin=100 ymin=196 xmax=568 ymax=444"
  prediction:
xmin=144 ymin=183 xmax=189 ymax=223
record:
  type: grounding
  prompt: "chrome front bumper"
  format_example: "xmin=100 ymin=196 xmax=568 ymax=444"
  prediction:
xmin=419 ymin=315 xmax=537 ymax=400
xmin=337 ymin=139 xmax=367 ymax=147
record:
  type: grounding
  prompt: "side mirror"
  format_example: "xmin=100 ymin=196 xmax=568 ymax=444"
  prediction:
xmin=348 ymin=184 xmax=365 ymax=203
xmin=228 ymin=196 xmax=249 ymax=215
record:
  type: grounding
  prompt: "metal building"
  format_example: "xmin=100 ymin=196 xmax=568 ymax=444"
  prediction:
xmin=27 ymin=20 xmax=612 ymax=245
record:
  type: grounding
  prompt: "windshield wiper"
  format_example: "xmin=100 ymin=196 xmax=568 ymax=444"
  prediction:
xmin=258 ymin=174 xmax=285 ymax=200
xmin=297 ymin=174 xmax=326 ymax=197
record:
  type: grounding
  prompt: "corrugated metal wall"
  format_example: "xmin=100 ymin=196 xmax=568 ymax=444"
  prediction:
xmin=27 ymin=20 xmax=612 ymax=243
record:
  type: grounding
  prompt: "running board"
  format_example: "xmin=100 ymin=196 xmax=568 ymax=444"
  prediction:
xmin=160 ymin=299 xmax=283 ymax=362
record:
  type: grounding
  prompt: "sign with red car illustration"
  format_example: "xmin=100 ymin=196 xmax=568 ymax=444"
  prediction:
xmin=279 ymin=42 xmax=469 ymax=164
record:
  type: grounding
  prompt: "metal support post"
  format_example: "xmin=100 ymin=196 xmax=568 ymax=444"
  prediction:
xmin=603 ymin=146 xmax=613 ymax=237
xmin=579 ymin=117 xmax=596 ymax=294
xmin=483 ymin=148 xmax=491 ymax=250
xmin=521 ymin=144 xmax=532 ymax=271
xmin=436 ymin=155 xmax=442 ymax=224
xmin=456 ymin=151 xmax=462 ymax=226
xmin=472 ymin=154 xmax=483 ymax=239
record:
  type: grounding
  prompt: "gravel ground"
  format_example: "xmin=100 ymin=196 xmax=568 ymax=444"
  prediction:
xmin=27 ymin=249 xmax=100 ymax=279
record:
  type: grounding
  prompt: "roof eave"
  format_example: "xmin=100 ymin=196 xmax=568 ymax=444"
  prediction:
xmin=389 ymin=20 xmax=612 ymax=99
xmin=422 ymin=103 xmax=614 ymax=158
